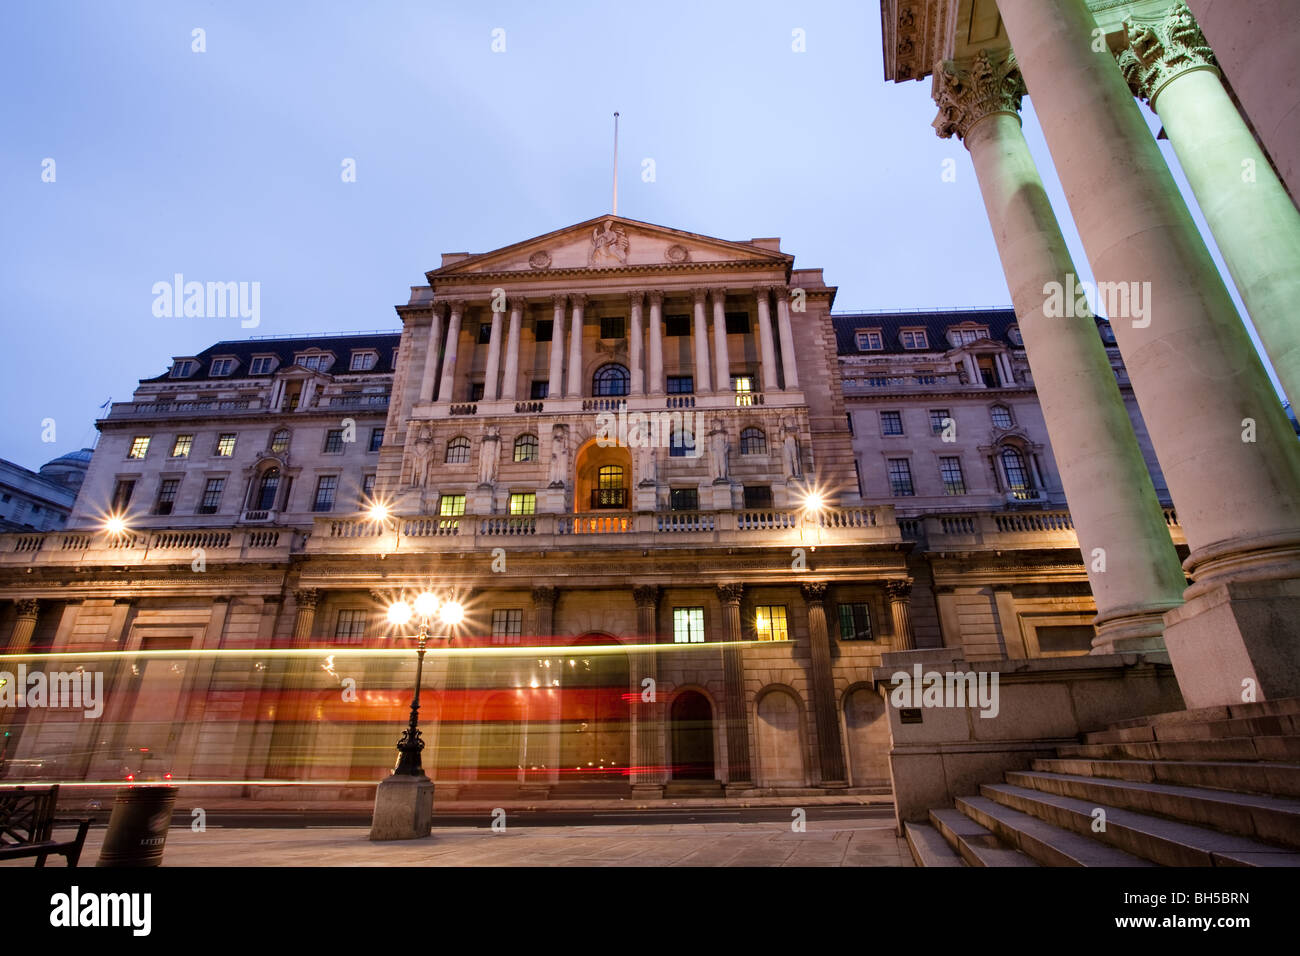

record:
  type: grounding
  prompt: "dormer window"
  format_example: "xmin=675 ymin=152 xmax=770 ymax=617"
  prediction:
xmin=295 ymin=352 xmax=332 ymax=371
xmin=1099 ymin=322 xmax=1116 ymax=344
xmin=170 ymin=359 xmax=197 ymax=378
xmin=210 ymin=357 xmax=237 ymax=376
xmin=900 ymin=329 xmax=929 ymax=350
xmin=855 ymin=330 xmax=883 ymax=351
xmin=1007 ymin=326 xmax=1023 ymax=346
xmin=350 ymin=350 xmax=378 ymax=371
xmin=250 ymin=355 xmax=278 ymax=375
xmin=947 ymin=326 xmax=989 ymax=347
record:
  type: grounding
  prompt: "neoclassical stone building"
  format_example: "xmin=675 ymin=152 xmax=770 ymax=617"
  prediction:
xmin=0 ymin=213 xmax=1186 ymax=797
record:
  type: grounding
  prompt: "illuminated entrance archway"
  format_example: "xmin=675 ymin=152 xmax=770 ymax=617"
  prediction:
xmin=573 ymin=439 xmax=632 ymax=514
xmin=560 ymin=633 xmax=630 ymax=781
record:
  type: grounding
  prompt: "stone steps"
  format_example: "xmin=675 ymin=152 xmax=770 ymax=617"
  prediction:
xmin=928 ymin=808 xmax=1039 ymax=867
xmin=1056 ymin=735 xmax=1300 ymax=763
xmin=1032 ymin=757 xmax=1300 ymax=798
xmin=903 ymin=821 xmax=966 ymax=867
xmin=954 ymin=794 xmax=1154 ymax=867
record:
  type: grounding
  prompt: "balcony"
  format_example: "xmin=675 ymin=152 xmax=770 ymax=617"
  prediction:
xmin=0 ymin=527 xmax=292 ymax=568
xmin=905 ymin=508 xmax=1186 ymax=551
xmin=415 ymin=389 xmax=803 ymax=420
xmin=590 ymin=488 xmax=627 ymax=509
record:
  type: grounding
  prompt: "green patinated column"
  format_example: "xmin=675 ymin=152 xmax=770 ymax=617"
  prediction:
xmin=1119 ymin=2 xmax=1300 ymax=404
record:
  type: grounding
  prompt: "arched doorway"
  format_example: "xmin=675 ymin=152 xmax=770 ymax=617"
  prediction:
xmin=475 ymin=691 xmax=525 ymax=783
xmin=560 ymin=634 xmax=630 ymax=781
xmin=670 ymin=691 xmax=715 ymax=780
xmin=843 ymin=686 xmax=890 ymax=786
xmin=756 ymin=688 xmax=806 ymax=786
xmin=574 ymin=439 xmax=632 ymax=514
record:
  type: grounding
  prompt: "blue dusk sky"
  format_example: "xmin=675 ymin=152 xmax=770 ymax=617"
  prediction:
xmin=0 ymin=0 xmax=1278 ymax=471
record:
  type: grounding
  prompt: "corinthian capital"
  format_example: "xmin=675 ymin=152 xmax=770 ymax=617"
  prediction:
xmin=931 ymin=48 xmax=1026 ymax=142
xmin=1117 ymin=1 xmax=1217 ymax=107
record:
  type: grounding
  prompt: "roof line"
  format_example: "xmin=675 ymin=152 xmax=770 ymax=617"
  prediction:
xmin=831 ymin=306 xmax=1014 ymax=316
xmin=240 ymin=329 xmax=403 ymax=341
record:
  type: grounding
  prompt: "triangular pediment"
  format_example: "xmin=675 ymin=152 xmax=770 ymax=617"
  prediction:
xmin=427 ymin=215 xmax=791 ymax=279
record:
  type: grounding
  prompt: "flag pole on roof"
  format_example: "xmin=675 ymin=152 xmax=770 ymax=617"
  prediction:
xmin=612 ymin=111 xmax=620 ymax=215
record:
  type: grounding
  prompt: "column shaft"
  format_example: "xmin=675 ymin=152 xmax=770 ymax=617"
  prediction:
xmin=775 ymin=289 xmax=799 ymax=389
xmin=483 ymin=307 xmax=505 ymax=402
xmin=711 ymin=290 xmax=730 ymax=395
xmin=628 ymin=293 xmax=645 ymax=396
xmin=566 ymin=295 xmax=585 ymax=398
xmin=692 ymin=290 xmax=712 ymax=393
xmin=418 ymin=307 xmax=444 ymax=403
xmin=6 ymin=600 xmax=38 ymax=655
xmin=501 ymin=299 xmax=523 ymax=402
xmin=887 ymin=582 xmax=915 ymax=651
xmin=716 ymin=586 xmax=752 ymax=787
xmin=754 ymin=287 xmax=779 ymax=392
xmin=436 ymin=304 xmax=464 ymax=404
xmin=548 ymin=295 xmax=566 ymax=399
xmin=801 ymin=584 xmax=847 ymax=785
xmin=647 ymin=292 xmax=665 ymax=394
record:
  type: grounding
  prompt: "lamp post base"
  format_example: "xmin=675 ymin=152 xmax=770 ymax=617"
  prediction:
xmin=369 ymin=773 xmax=434 ymax=841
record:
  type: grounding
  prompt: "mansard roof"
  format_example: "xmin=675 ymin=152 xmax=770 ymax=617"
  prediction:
xmin=143 ymin=332 xmax=402 ymax=383
xmin=832 ymin=308 xmax=1020 ymax=355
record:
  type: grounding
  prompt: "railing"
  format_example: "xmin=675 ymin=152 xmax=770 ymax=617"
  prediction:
xmin=480 ymin=516 xmax=536 ymax=535
xmin=665 ymin=395 xmax=695 ymax=409
xmin=993 ymin=511 xmax=1073 ymax=533
xmin=560 ymin=513 xmax=634 ymax=535
xmin=582 ymin=398 xmax=627 ymax=412
xmin=1 ymin=527 xmax=292 ymax=566
xmin=241 ymin=510 xmax=273 ymax=523
xmin=401 ymin=517 xmax=461 ymax=536
xmin=149 ymin=530 xmax=233 ymax=549
xmin=514 ymin=401 xmax=544 ymax=414
xmin=328 ymin=394 xmax=390 ymax=408
xmin=108 ymin=399 xmax=257 ymax=417
xmin=591 ymin=488 xmax=627 ymax=509
xmin=656 ymin=512 xmax=714 ymax=533
xmin=449 ymin=403 xmax=478 ymax=416
xmin=911 ymin=508 xmax=1184 ymax=550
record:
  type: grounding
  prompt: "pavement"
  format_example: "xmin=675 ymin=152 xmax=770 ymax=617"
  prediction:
xmin=4 ymin=812 xmax=915 ymax=867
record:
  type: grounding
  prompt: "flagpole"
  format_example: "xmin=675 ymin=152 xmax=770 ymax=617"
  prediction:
xmin=612 ymin=111 xmax=619 ymax=215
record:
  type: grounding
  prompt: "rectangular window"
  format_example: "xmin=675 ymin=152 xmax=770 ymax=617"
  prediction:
xmin=335 ymin=609 xmax=369 ymax=644
xmin=887 ymin=458 xmax=914 ymax=496
xmin=855 ymin=330 xmax=883 ymax=351
xmin=362 ymin=474 xmax=376 ymax=500
xmin=368 ymin=428 xmax=384 ymax=452
xmin=170 ymin=360 xmax=196 ymax=378
xmin=312 ymin=475 xmax=338 ymax=512
xmin=508 ymin=492 xmax=536 ymax=515
xmin=210 ymin=358 xmax=235 ymax=376
xmin=111 ymin=479 xmax=135 ymax=511
xmin=127 ymin=436 xmax=150 ymax=459
xmin=170 ymin=434 xmax=193 ymax=458
xmin=724 ymin=311 xmax=750 ymax=334
xmin=900 ymin=330 xmax=929 ymax=350
xmin=854 ymin=461 xmax=864 ymax=497
xmin=198 ymin=478 xmax=225 ymax=514
xmin=154 ymin=478 xmax=180 ymax=515
xmin=670 ymin=488 xmax=698 ymax=511
xmin=666 ymin=375 xmax=694 ymax=394
xmin=478 ymin=323 xmax=493 ymax=344
xmin=534 ymin=320 xmax=553 ymax=343
xmin=669 ymin=423 xmax=695 ymax=457
xmin=215 ymin=433 xmax=236 ymax=457
xmin=530 ymin=380 xmax=549 ymax=400
xmin=940 ymin=456 xmax=966 ymax=495
xmin=743 ymin=485 xmax=773 ymax=509
xmin=469 ymin=383 xmax=484 ymax=402
xmin=439 ymin=494 xmax=466 ymax=516
xmin=250 ymin=356 xmax=276 ymax=375
xmin=600 ymin=315 xmax=625 ymax=339
xmin=673 ymin=607 xmax=705 ymax=644
xmin=846 ymin=412 xmax=854 ymax=436
xmin=929 ymin=409 xmax=951 ymax=434
xmin=664 ymin=314 xmax=690 ymax=337
xmin=838 ymin=603 xmax=874 ymax=641
xmin=323 ymin=429 xmax=344 ymax=454
xmin=880 ymin=411 xmax=904 ymax=436
xmin=754 ymin=605 xmax=789 ymax=642
xmin=491 ymin=609 xmax=523 ymax=645
xmin=732 ymin=375 xmax=755 ymax=406
xmin=350 ymin=351 xmax=377 ymax=371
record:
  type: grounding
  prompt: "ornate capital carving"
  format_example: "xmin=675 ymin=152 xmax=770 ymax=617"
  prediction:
xmin=293 ymin=588 xmax=320 ymax=609
xmin=646 ymin=290 xmax=664 ymax=307
xmin=431 ymin=301 xmax=450 ymax=319
xmin=551 ymin=293 xmax=568 ymax=309
xmin=691 ymin=288 xmax=708 ymax=305
xmin=531 ymin=586 xmax=558 ymax=608
xmin=627 ymin=291 xmax=644 ymax=309
xmin=1118 ymin=1 xmax=1217 ymax=107
xmin=507 ymin=295 xmax=528 ymax=313
xmin=716 ymin=583 xmax=744 ymax=606
xmin=14 ymin=598 xmax=39 ymax=619
xmin=886 ymin=580 xmax=914 ymax=602
xmin=570 ymin=293 xmax=588 ymax=309
xmin=709 ymin=288 xmax=728 ymax=304
xmin=931 ymin=48 xmax=1026 ymax=142
xmin=632 ymin=585 xmax=661 ymax=609
xmin=800 ymin=582 xmax=829 ymax=604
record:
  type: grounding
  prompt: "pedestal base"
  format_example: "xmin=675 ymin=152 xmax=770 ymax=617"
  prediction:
xmin=1162 ymin=577 xmax=1300 ymax=709
xmin=369 ymin=773 xmax=434 ymax=841
xmin=538 ymin=487 xmax=565 ymax=514
xmin=706 ymin=482 xmax=734 ymax=510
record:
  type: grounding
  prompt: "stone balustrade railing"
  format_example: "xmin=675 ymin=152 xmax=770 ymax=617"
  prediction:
xmin=415 ymin=389 xmax=805 ymax=421
xmin=0 ymin=527 xmax=292 ymax=567
xmin=911 ymin=508 xmax=1185 ymax=549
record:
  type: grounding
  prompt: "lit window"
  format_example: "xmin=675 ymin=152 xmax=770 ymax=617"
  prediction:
xmin=170 ymin=360 xmax=197 ymax=378
xmin=154 ymin=479 xmax=180 ymax=516
xmin=491 ymin=609 xmax=522 ymax=644
xmin=323 ymin=429 xmax=345 ymax=453
xmin=940 ymin=456 xmax=966 ymax=495
xmin=887 ymin=458 xmax=914 ymax=496
xmin=855 ymin=330 xmax=882 ymax=351
xmin=508 ymin=492 xmax=536 ymax=515
xmin=838 ymin=603 xmax=873 ymax=641
xmin=210 ymin=358 xmax=235 ymax=376
xmin=593 ymin=466 xmax=625 ymax=508
xmin=170 ymin=435 xmax=193 ymax=458
xmin=270 ymin=429 xmax=290 ymax=454
xmin=198 ymin=478 xmax=224 ymax=514
xmin=215 ymin=433 xmax=236 ymax=457
xmin=754 ymin=605 xmax=788 ymax=642
xmin=673 ymin=607 xmax=705 ymax=643
xmin=513 ymin=434 xmax=539 ymax=462
xmin=249 ymin=356 xmax=277 ymax=375
xmin=445 ymin=437 xmax=471 ymax=464
xmin=439 ymin=494 xmax=466 ymax=516
xmin=991 ymin=405 xmax=1014 ymax=429
xmin=739 ymin=427 xmax=766 ymax=455
xmin=127 ymin=436 xmax=150 ymax=459
xmin=312 ymin=475 xmax=338 ymax=512
xmin=900 ymin=330 xmax=929 ymax=350
xmin=369 ymin=428 xmax=384 ymax=452
xmin=350 ymin=351 xmax=377 ymax=371
xmin=335 ymin=609 xmax=369 ymax=644
xmin=881 ymin=411 xmax=903 ymax=436
xmin=732 ymin=375 xmax=755 ymax=406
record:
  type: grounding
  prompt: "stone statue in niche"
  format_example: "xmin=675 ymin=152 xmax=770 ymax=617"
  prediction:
xmin=637 ymin=445 xmax=658 ymax=486
xmin=478 ymin=427 xmax=501 ymax=486
xmin=707 ymin=418 xmax=729 ymax=483
xmin=548 ymin=424 xmax=569 ymax=488
xmin=589 ymin=219 xmax=630 ymax=267
xmin=407 ymin=423 xmax=434 ymax=487
xmin=782 ymin=417 xmax=803 ymax=479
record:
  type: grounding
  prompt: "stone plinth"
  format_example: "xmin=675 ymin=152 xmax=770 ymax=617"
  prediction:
xmin=369 ymin=773 xmax=434 ymax=841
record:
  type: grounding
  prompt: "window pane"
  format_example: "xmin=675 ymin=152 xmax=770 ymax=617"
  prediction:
xmin=887 ymin=459 xmax=914 ymax=496
xmin=754 ymin=605 xmax=788 ymax=642
xmin=514 ymin=434 xmax=539 ymax=462
xmin=593 ymin=364 xmax=630 ymax=396
xmin=369 ymin=428 xmax=384 ymax=452
xmin=881 ymin=411 xmax=903 ymax=435
xmin=439 ymin=494 xmax=466 ymax=516
xmin=128 ymin=436 xmax=150 ymax=459
xmin=446 ymin=438 xmax=471 ymax=464
xmin=215 ymin=434 xmax=236 ymax=456
xmin=491 ymin=608 xmax=523 ymax=644
xmin=508 ymin=493 xmax=536 ymax=515
xmin=670 ymin=488 xmax=698 ymax=511
xmin=940 ymin=456 xmax=966 ymax=495
xmin=673 ymin=607 xmax=705 ymax=643
xmin=324 ymin=430 xmax=344 ymax=453
xmin=312 ymin=476 xmax=337 ymax=512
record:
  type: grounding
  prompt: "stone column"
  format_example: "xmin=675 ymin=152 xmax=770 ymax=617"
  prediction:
xmin=6 ymin=599 xmax=38 ymax=655
xmin=932 ymin=49 xmax=1186 ymax=651
xmin=711 ymin=290 xmax=730 ymax=396
xmin=566 ymin=294 xmax=586 ymax=398
xmin=1119 ymin=3 xmax=1300 ymax=404
xmin=647 ymin=291 xmax=665 ymax=395
xmin=754 ymin=286 xmax=779 ymax=392
xmin=548 ymin=295 xmax=566 ymax=399
xmin=531 ymin=586 xmax=557 ymax=636
xmin=291 ymin=588 xmax=319 ymax=647
xmin=483 ymin=303 xmax=505 ymax=402
xmin=999 ymin=0 xmax=1300 ymax=707
xmin=628 ymin=292 xmax=645 ymax=396
xmin=419 ymin=304 xmax=445 ymax=403
xmin=436 ymin=301 xmax=464 ymax=405
xmin=501 ymin=297 xmax=524 ymax=402
xmin=886 ymin=580 xmax=915 ymax=651
xmin=774 ymin=287 xmax=800 ymax=389
xmin=529 ymin=586 xmax=560 ymax=785
xmin=692 ymin=289 xmax=712 ymax=393
xmin=715 ymin=585 xmax=752 ymax=788
xmin=800 ymin=583 xmax=847 ymax=786
xmin=632 ymin=585 xmax=662 ymax=789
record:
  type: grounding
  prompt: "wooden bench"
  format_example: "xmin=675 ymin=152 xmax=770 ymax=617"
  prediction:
xmin=0 ymin=786 xmax=91 ymax=866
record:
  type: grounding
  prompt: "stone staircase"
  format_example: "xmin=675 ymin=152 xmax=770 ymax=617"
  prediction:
xmin=905 ymin=697 xmax=1300 ymax=867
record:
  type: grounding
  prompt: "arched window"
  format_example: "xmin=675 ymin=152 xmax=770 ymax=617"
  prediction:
xmin=446 ymin=436 xmax=471 ymax=464
xmin=1001 ymin=447 xmax=1033 ymax=496
xmin=513 ymin=434 xmax=539 ymax=462
xmin=669 ymin=421 xmax=696 ymax=458
xmin=990 ymin=405 xmax=1014 ymax=429
xmin=254 ymin=468 xmax=280 ymax=511
xmin=592 ymin=363 xmax=630 ymax=397
xmin=594 ymin=465 xmax=626 ymax=509
xmin=739 ymin=427 xmax=767 ymax=455
xmin=270 ymin=429 xmax=290 ymax=454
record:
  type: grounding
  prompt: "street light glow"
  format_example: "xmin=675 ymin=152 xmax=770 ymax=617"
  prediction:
xmin=104 ymin=515 xmax=128 ymax=536
xmin=386 ymin=600 xmax=413 ymax=626
xmin=413 ymin=591 xmax=440 ymax=618
xmin=803 ymin=491 xmax=826 ymax=513
xmin=368 ymin=502 xmax=390 ymax=523
xmin=439 ymin=600 xmax=465 ymax=626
